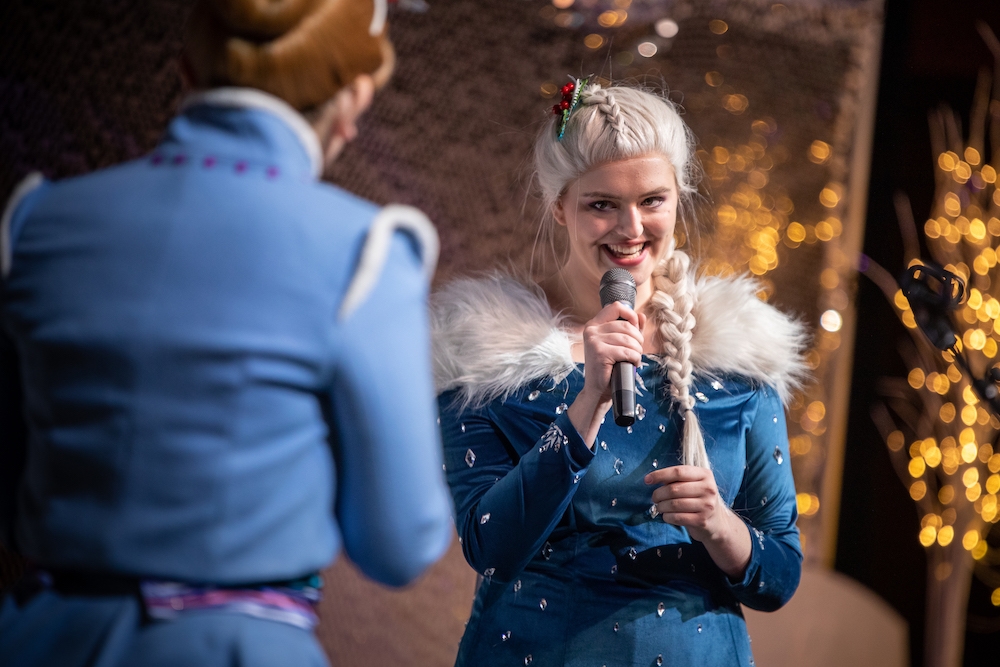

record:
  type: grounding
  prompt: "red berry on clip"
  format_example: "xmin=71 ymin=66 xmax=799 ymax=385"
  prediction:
xmin=552 ymin=104 xmax=563 ymax=115
xmin=565 ymin=81 xmax=576 ymax=93
xmin=560 ymin=99 xmax=571 ymax=110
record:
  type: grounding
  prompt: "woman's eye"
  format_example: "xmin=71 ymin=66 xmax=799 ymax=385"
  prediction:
xmin=642 ymin=196 xmax=665 ymax=207
xmin=589 ymin=200 xmax=613 ymax=211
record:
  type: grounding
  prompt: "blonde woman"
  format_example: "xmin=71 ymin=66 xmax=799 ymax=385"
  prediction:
xmin=433 ymin=82 xmax=809 ymax=666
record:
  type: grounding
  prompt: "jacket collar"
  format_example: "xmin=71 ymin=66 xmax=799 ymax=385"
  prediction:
xmin=179 ymin=87 xmax=324 ymax=179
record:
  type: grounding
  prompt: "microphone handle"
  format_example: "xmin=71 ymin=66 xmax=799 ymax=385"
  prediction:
xmin=611 ymin=361 xmax=636 ymax=427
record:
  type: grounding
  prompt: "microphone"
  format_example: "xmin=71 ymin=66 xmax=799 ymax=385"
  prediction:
xmin=600 ymin=268 xmax=637 ymax=427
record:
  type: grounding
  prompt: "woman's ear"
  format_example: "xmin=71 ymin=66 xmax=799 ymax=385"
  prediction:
xmin=318 ymin=74 xmax=376 ymax=170
xmin=552 ymin=198 xmax=568 ymax=227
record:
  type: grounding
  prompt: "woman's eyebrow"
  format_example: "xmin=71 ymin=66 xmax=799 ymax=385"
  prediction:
xmin=581 ymin=187 xmax=671 ymax=199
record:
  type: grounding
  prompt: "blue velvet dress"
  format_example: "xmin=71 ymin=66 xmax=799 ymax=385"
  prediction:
xmin=0 ymin=88 xmax=454 ymax=666
xmin=439 ymin=359 xmax=801 ymax=667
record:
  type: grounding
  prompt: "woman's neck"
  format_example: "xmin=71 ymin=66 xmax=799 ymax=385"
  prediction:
xmin=539 ymin=266 xmax=655 ymax=326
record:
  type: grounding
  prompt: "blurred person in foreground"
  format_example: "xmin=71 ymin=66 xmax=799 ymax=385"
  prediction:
xmin=0 ymin=1 xmax=453 ymax=665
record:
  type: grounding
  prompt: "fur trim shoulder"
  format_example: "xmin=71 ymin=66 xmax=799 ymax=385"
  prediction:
xmin=431 ymin=272 xmax=810 ymax=408
xmin=689 ymin=273 xmax=810 ymax=404
xmin=431 ymin=274 xmax=577 ymax=410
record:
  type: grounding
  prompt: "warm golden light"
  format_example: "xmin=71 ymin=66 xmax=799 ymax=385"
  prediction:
xmin=655 ymin=18 xmax=679 ymax=38
xmin=910 ymin=481 xmax=927 ymax=500
xmin=938 ymin=525 xmax=955 ymax=546
xmin=909 ymin=457 xmax=926 ymax=478
xmin=940 ymin=402 xmax=956 ymax=423
xmin=809 ymin=140 xmax=831 ymax=164
xmin=705 ymin=71 xmax=723 ymax=87
xmin=939 ymin=485 xmax=955 ymax=504
xmin=552 ymin=0 xmax=574 ymax=7
xmin=963 ymin=530 xmax=980 ymax=550
xmin=637 ymin=41 xmax=657 ymax=58
xmin=919 ymin=525 xmax=938 ymax=547
xmin=597 ymin=11 xmax=618 ymax=27
xmin=709 ymin=19 xmax=728 ymax=34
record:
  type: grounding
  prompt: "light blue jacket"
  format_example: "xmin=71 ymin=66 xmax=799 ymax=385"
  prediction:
xmin=0 ymin=88 xmax=453 ymax=589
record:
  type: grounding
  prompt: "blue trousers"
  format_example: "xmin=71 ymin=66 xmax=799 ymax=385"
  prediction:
xmin=0 ymin=591 xmax=329 ymax=667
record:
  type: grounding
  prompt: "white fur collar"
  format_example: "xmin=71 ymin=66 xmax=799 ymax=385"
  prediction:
xmin=431 ymin=272 xmax=810 ymax=409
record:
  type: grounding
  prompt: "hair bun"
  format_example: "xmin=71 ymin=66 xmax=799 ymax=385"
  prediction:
xmin=204 ymin=0 xmax=318 ymax=38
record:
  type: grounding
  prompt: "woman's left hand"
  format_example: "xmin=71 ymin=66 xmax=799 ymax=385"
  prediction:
xmin=645 ymin=466 xmax=752 ymax=579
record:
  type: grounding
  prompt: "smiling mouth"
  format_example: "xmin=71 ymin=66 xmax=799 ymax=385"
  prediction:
xmin=604 ymin=242 xmax=648 ymax=260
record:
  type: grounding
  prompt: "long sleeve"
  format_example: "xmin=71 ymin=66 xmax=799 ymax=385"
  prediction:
xmin=726 ymin=386 xmax=803 ymax=611
xmin=328 ymin=231 xmax=453 ymax=587
xmin=439 ymin=397 xmax=595 ymax=581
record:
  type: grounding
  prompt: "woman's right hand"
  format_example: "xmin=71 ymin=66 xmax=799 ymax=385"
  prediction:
xmin=567 ymin=302 xmax=646 ymax=448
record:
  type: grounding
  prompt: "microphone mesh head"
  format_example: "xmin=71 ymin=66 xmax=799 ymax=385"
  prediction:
xmin=600 ymin=268 xmax=637 ymax=308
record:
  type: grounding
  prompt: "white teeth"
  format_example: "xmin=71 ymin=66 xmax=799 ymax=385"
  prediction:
xmin=607 ymin=244 xmax=643 ymax=257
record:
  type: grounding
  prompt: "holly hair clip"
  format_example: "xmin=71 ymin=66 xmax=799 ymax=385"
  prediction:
xmin=552 ymin=76 xmax=589 ymax=141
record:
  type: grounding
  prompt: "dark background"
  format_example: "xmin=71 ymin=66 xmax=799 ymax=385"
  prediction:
xmin=837 ymin=0 xmax=1000 ymax=665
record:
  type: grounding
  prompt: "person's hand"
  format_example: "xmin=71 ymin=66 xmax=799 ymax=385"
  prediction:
xmin=566 ymin=302 xmax=646 ymax=447
xmin=645 ymin=465 xmax=751 ymax=578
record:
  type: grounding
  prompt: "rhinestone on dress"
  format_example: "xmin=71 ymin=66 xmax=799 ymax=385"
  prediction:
xmin=613 ymin=622 xmax=619 ymax=633
xmin=524 ymin=656 xmax=532 ymax=666
xmin=773 ymin=446 xmax=784 ymax=465
xmin=461 ymin=423 xmax=466 ymax=433
xmin=626 ymin=425 xmax=633 ymax=434
xmin=465 ymin=449 xmax=476 ymax=467
xmin=539 ymin=598 xmax=547 ymax=610
xmin=711 ymin=380 xmax=723 ymax=390
xmin=502 ymin=631 xmax=511 ymax=641
xmin=513 ymin=580 xmax=521 ymax=592
xmin=600 ymin=441 xmax=608 ymax=450
xmin=613 ymin=458 xmax=624 ymax=474
xmin=628 ymin=547 xmax=637 ymax=560
xmin=649 ymin=504 xmax=660 ymax=519
xmin=483 ymin=568 xmax=495 ymax=577
xmin=658 ymin=423 xmax=666 ymax=433
xmin=541 ymin=542 xmax=553 ymax=559
xmin=761 ymin=496 xmax=768 ymax=506
xmin=555 ymin=403 xmax=568 ymax=415
xmin=636 ymin=404 xmax=646 ymax=420
xmin=695 ymin=392 xmax=709 ymax=403
xmin=611 ymin=565 xmax=617 ymax=574
xmin=651 ymin=459 xmax=658 ymax=468
xmin=528 ymin=390 xmax=540 ymax=401
xmin=697 ymin=624 xmax=703 ymax=633
xmin=611 ymin=498 xmax=617 ymax=507
xmin=480 ymin=513 xmax=491 ymax=524
xmin=657 ymin=602 xmax=665 ymax=617
xmin=677 ymin=547 xmax=682 ymax=559
xmin=657 ymin=655 xmax=663 ymax=665
xmin=772 ymin=415 xmax=778 ymax=423
xmin=656 ymin=548 xmax=662 ymax=558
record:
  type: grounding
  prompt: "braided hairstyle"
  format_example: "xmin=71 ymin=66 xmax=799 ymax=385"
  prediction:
xmin=533 ymin=83 xmax=710 ymax=469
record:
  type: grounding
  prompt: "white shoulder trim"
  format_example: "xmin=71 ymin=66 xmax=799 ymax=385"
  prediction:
xmin=180 ymin=87 xmax=323 ymax=179
xmin=370 ymin=0 xmax=388 ymax=35
xmin=431 ymin=272 xmax=810 ymax=407
xmin=431 ymin=274 xmax=577 ymax=409
xmin=689 ymin=273 xmax=811 ymax=405
xmin=338 ymin=205 xmax=439 ymax=321
xmin=1 ymin=172 xmax=44 ymax=279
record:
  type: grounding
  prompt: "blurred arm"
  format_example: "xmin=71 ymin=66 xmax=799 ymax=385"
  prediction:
xmin=328 ymin=230 xmax=453 ymax=587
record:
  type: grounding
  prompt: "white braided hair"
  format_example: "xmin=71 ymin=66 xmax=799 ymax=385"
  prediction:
xmin=533 ymin=82 xmax=710 ymax=469
xmin=649 ymin=241 xmax=709 ymax=468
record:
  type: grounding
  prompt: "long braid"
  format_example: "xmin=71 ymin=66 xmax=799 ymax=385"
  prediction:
xmin=581 ymin=85 xmax=634 ymax=149
xmin=649 ymin=244 xmax=710 ymax=469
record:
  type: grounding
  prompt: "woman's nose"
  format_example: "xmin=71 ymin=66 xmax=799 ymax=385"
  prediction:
xmin=618 ymin=206 xmax=643 ymax=237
